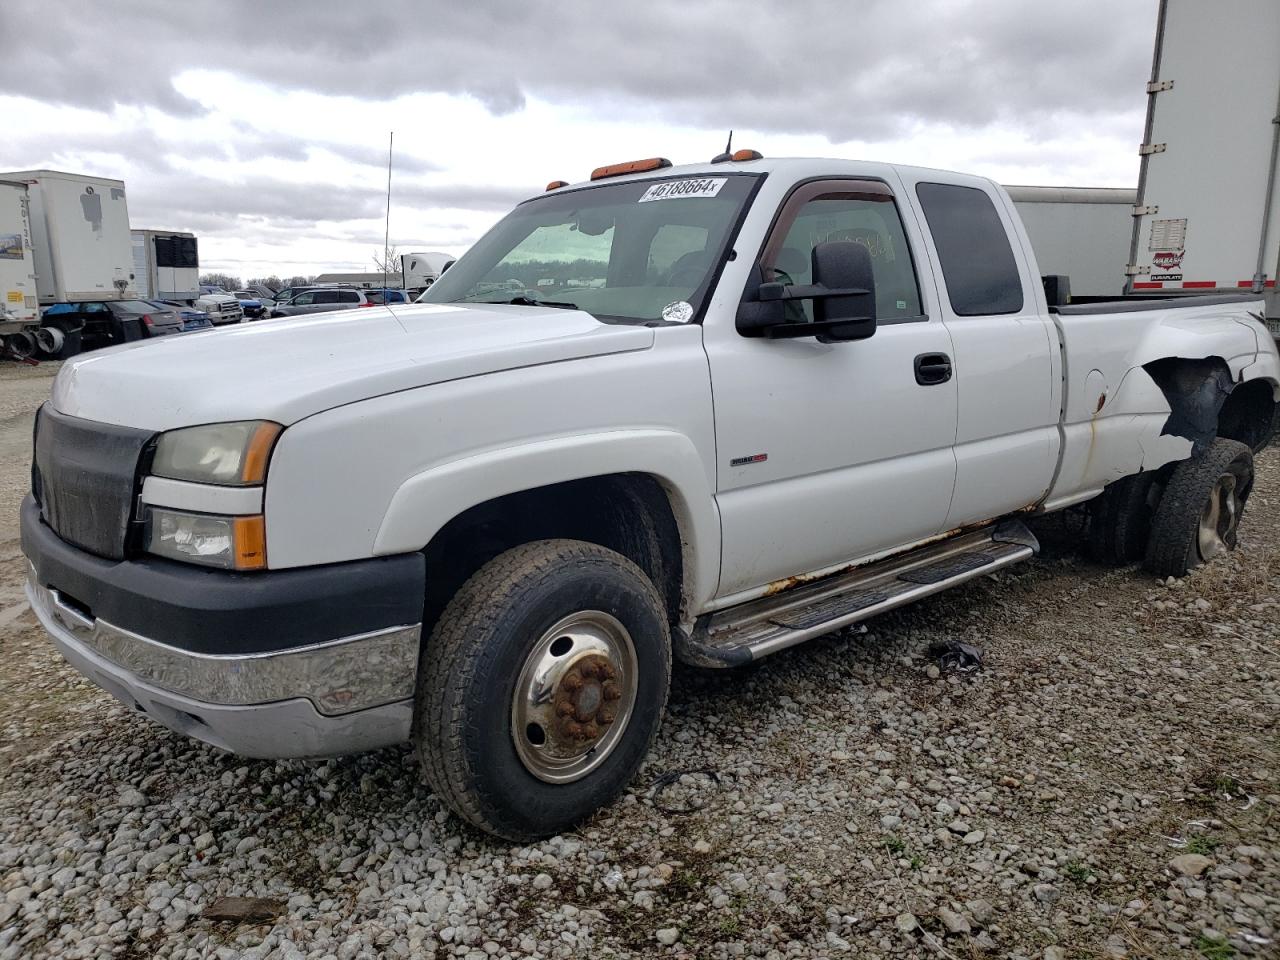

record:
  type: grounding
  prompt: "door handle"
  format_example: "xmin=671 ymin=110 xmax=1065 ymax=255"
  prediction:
xmin=914 ymin=352 xmax=952 ymax=385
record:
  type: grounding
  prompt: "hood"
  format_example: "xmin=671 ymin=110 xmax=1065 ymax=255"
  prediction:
xmin=51 ymin=303 xmax=655 ymax=431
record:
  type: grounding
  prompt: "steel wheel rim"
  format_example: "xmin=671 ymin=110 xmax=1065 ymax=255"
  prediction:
xmin=1197 ymin=473 xmax=1239 ymax=561
xmin=510 ymin=610 xmax=638 ymax=784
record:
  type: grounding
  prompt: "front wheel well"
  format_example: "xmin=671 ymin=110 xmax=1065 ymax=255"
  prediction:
xmin=421 ymin=474 xmax=685 ymax=640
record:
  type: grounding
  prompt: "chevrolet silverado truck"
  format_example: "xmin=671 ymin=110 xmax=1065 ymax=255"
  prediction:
xmin=22 ymin=155 xmax=1280 ymax=841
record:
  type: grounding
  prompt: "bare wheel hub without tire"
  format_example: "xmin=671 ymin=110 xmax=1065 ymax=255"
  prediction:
xmin=1197 ymin=473 xmax=1240 ymax=561
xmin=511 ymin=611 xmax=638 ymax=783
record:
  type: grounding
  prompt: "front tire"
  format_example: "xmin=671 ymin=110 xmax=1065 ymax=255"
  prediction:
xmin=1144 ymin=439 xmax=1253 ymax=578
xmin=416 ymin=539 xmax=671 ymax=841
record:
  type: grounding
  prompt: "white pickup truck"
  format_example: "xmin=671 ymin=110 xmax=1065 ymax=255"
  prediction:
xmin=22 ymin=155 xmax=1280 ymax=841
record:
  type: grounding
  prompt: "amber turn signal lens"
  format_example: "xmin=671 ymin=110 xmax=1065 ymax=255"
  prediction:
xmin=233 ymin=515 xmax=267 ymax=570
xmin=241 ymin=423 xmax=282 ymax=484
xmin=589 ymin=157 xmax=672 ymax=181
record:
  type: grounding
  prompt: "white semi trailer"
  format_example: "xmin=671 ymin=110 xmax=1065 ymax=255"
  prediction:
xmin=0 ymin=180 xmax=38 ymax=326
xmin=1008 ymin=186 xmax=1136 ymax=299
xmin=0 ymin=170 xmax=135 ymax=304
xmin=1126 ymin=0 xmax=1280 ymax=332
xmin=131 ymin=230 xmax=199 ymax=302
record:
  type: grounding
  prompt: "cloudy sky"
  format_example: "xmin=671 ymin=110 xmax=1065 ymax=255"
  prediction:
xmin=0 ymin=0 xmax=1159 ymax=282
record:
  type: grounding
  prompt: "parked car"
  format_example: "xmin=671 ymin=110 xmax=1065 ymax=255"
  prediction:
xmin=42 ymin=298 xmax=183 ymax=353
xmin=233 ymin=291 xmax=268 ymax=320
xmin=271 ymin=287 xmax=369 ymax=316
xmin=269 ymin=285 xmax=328 ymax=306
xmin=22 ymin=155 xmax=1280 ymax=843
xmin=362 ymin=288 xmax=410 ymax=306
xmin=245 ymin=283 xmax=278 ymax=301
xmin=146 ymin=299 xmax=212 ymax=333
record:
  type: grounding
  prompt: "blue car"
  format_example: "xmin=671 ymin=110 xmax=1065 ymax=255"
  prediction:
xmin=233 ymin=291 xmax=268 ymax=320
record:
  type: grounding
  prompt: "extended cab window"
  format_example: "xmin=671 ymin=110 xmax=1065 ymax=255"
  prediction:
xmin=915 ymin=183 xmax=1023 ymax=315
xmin=762 ymin=184 xmax=923 ymax=323
xmin=422 ymin=174 xmax=761 ymax=324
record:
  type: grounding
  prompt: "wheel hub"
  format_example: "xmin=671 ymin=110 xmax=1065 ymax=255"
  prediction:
xmin=1197 ymin=472 xmax=1240 ymax=561
xmin=511 ymin=612 xmax=638 ymax=784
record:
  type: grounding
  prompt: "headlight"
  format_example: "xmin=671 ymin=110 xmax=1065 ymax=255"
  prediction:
xmin=145 ymin=507 xmax=266 ymax=570
xmin=151 ymin=421 xmax=281 ymax=486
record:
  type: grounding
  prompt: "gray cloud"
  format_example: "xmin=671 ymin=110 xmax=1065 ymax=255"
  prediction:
xmin=3 ymin=0 xmax=1157 ymax=141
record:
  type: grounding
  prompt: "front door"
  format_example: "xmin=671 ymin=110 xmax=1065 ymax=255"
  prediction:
xmin=704 ymin=177 xmax=960 ymax=601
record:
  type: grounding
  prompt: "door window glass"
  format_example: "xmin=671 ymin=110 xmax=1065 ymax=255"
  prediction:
xmin=314 ymin=291 xmax=341 ymax=304
xmin=291 ymin=292 xmax=315 ymax=305
xmin=766 ymin=192 xmax=923 ymax=322
xmin=915 ymin=182 xmax=1023 ymax=315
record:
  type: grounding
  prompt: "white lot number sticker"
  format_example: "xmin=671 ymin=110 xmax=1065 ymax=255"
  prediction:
xmin=638 ymin=178 xmax=727 ymax=203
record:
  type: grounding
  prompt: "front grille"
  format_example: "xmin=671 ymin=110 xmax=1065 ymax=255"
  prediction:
xmin=32 ymin=406 xmax=154 ymax=560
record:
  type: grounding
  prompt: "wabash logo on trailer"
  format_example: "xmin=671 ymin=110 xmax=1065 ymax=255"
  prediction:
xmin=1152 ymin=250 xmax=1184 ymax=271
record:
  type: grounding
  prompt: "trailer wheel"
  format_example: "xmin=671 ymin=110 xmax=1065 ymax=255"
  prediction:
xmin=1087 ymin=473 xmax=1158 ymax=564
xmin=416 ymin=539 xmax=671 ymax=841
xmin=4 ymin=331 xmax=37 ymax=360
xmin=32 ymin=326 xmax=64 ymax=358
xmin=1144 ymin=439 xmax=1253 ymax=578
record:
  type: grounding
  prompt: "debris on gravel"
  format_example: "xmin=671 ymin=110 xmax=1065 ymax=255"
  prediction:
xmin=0 ymin=364 xmax=1277 ymax=958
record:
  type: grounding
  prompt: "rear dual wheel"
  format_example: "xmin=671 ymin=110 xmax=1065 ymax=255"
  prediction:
xmin=416 ymin=539 xmax=670 ymax=841
xmin=1144 ymin=438 xmax=1253 ymax=578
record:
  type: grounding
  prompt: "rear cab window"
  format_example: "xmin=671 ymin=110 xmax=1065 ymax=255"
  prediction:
xmin=914 ymin=182 xmax=1024 ymax=316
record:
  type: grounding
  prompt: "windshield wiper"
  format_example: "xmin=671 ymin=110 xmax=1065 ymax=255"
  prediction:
xmin=505 ymin=295 xmax=579 ymax=310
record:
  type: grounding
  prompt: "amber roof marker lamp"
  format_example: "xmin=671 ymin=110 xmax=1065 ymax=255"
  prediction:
xmin=589 ymin=158 xmax=672 ymax=181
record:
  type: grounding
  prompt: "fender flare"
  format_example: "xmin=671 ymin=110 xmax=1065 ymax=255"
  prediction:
xmin=373 ymin=429 xmax=721 ymax=610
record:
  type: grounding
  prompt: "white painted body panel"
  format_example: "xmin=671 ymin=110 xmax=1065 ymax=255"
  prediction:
xmin=264 ymin=327 xmax=721 ymax=608
xmin=0 ymin=170 xmax=135 ymax=303
xmin=702 ymin=162 xmax=959 ymax=597
xmin=42 ymin=158 xmax=1280 ymax=621
xmin=50 ymin=302 xmax=653 ymax=431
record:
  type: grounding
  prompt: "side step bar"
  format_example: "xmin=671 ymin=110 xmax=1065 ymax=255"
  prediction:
xmin=678 ymin=520 xmax=1038 ymax=668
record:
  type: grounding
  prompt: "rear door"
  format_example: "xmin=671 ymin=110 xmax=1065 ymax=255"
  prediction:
xmin=899 ymin=174 xmax=1060 ymax=526
xmin=703 ymin=177 xmax=960 ymax=600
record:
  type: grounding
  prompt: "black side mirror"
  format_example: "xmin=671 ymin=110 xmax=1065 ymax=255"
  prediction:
xmin=736 ymin=240 xmax=877 ymax=341
xmin=810 ymin=241 xmax=876 ymax=342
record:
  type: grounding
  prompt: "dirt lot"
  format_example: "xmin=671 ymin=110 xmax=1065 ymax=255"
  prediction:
xmin=0 ymin=360 xmax=1276 ymax=960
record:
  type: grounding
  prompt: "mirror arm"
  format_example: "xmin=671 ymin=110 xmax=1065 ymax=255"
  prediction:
xmin=762 ymin=317 xmax=875 ymax=339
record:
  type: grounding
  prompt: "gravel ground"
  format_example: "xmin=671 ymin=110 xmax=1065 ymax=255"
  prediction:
xmin=0 ymin=361 xmax=1277 ymax=960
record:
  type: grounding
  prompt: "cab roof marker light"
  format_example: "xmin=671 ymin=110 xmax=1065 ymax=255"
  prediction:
xmin=711 ymin=148 xmax=763 ymax=164
xmin=546 ymin=180 xmax=568 ymax=191
xmin=589 ymin=157 xmax=672 ymax=181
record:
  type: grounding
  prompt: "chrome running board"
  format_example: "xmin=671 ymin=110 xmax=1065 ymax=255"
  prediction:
xmin=678 ymin=520 xmax=1038 ymax=668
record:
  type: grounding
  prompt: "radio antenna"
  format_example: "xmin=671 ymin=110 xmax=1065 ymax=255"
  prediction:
xmin=382 ymin=130 xmax=394 ymax=295
xmin=711 ymin=129 xmax=734 ymax=163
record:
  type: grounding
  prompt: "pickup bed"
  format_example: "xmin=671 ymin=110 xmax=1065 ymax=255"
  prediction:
xmin=21 ymin=155 xmax=1280 ymax=840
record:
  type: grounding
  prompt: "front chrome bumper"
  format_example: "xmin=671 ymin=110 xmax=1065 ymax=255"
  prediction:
xmin=26 ymin=566 xmax=419 ymax=758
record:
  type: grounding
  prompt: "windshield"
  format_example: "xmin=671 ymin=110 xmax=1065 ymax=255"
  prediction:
xmin=421 ymin=174 xmax=760 ymax=324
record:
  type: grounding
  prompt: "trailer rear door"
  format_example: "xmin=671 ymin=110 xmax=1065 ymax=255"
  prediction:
xmin=1128 ymin=0 xmax=1280 ymax=322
